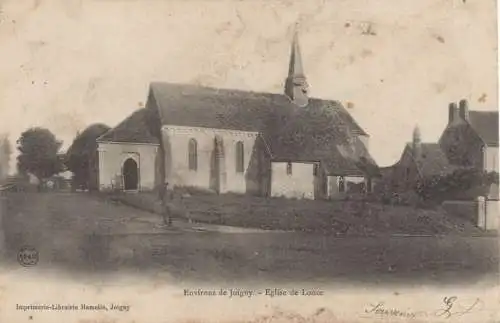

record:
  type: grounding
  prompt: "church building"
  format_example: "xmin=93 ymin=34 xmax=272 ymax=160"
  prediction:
xmin=94 ymin=33 xmax=379 ymax=200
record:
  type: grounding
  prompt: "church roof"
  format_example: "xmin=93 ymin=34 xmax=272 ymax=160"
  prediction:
xmin=149 ymin=82 xmax=376 ymax=175
xmin=468 ymin=111 xmax=499 ymax=146
xmin=263 ymin=103 xmax=378 ymax=176
xmin=149 ymin=82 xmax=368 ymax=136
xmin=97 ymin=109 xmax=159 ymax=145
xmin=102 ymin=82 xmax=377 ymax=176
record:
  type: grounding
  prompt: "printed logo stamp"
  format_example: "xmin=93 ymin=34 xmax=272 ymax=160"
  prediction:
xmin=17 ymin=246 xmax=39 ymax=267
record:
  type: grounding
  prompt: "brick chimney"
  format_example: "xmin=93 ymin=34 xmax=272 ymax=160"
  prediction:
xmin=448 ymin=102 xmax=459 ymax=124
xmin=459 ymin=99 xmax=469 ymax=121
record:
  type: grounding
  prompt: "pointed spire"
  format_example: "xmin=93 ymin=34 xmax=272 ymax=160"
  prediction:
xmin=412 ymin=125 xmax=421 ymax=143
xmin=412 ymin=125 xmax=422 ymax=159
xmin=288 ymin=30 xmax=305 ymax=77
xmin=285 ymin=25 xmax=309 ymax=107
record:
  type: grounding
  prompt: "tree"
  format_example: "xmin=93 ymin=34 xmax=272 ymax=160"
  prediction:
xmin=66 ymin=123 xmax=110 ymax=190
xmin=0 ymin=134 xmax=12 ymax=180
xmin=16 ymin=128 xmax=63 ymax=180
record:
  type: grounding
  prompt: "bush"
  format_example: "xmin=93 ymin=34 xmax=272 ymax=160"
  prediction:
xmin=415 ymin=169 xmax=499 ymax=203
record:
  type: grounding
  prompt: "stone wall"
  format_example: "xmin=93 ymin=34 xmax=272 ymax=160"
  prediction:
xmin=484 ymin=200 xmax=499 ymax=230
xmin=485 ymin=146 xmax=499 ymax=172
xmin=97 ymin=142 xmax=159 ymax=191
xmin=270 ymin=162 xmax=315 ymax=199
xmin=162 ymin=125 xmax=261 ymax=195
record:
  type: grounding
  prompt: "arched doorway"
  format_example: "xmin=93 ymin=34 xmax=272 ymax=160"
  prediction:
xmin=123 ymin=158 xmax=139 ymax=190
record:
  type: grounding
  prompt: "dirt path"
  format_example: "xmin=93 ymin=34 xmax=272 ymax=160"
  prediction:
xmin=0 ymin=192 xmax=498 ymax=286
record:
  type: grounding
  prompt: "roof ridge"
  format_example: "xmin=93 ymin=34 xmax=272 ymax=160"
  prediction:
xmin=96 ymin=108 xmax=159 ymax=145
xmin=146 ymin=81 xmax=377 ymax=174
xmin=95 ymin=127 xmax=114 ymax=142
xmin=468 ymin=109 xmax=498 ymax=114
xmin=150 ymin=81 xmax=284 ymax=97
xmin=149 ymin=81 xmax=346 ymax=104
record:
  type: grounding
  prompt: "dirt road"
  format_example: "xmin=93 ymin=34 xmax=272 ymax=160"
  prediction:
xmin=1 ymin=192 xmax=498 ymax=286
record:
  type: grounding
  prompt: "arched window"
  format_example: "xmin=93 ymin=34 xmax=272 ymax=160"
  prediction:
xmin=188 ymin=139 xmax=197 ymax=171
xmin=235 ymin=141 xmax=244 ymax=173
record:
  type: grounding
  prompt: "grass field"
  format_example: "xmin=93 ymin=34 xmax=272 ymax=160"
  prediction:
xmin=0 ymin=192 xmax=497 ymax=286
xmin=109 ymin=191 xmax=486 ymax=236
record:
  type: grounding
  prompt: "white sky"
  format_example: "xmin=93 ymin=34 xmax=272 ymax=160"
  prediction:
xmin=0 ymin=0 xmax=497 ymax=170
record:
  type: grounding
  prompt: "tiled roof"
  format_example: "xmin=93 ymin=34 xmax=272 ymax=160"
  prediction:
xmin=468 ymin=111 xmax=499 ymax=146
xmin=323 ymin=149 xmax=379 ymax=176
xmin=149 ymin=82 xmax=368 ymax=136
xmin=407 ymin=143 xmax=457 ymax=177
xmin=103 ymin=82 xmax=377 ymax=176
xmin=149 ymin=82 xmax=375 ymax=175
xmin=97 ymin=109 xmax=159 ymax=145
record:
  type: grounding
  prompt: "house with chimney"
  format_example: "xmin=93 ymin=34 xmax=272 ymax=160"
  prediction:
xmin=93 ymin=32 xmax=379 ymax=200
xmin=383 ymin=99 xmax=499 ymax=200
xmin=439 ymin=99 xmax=499 ymax=173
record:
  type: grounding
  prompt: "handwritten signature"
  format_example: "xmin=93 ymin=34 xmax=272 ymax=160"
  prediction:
xmin=434 ymin=296 xmax=483 ymax=319
xmin=364 ymin=301 xmax=421 ymax=319
xmin=364 ymin=296 xmax=483 ymax=320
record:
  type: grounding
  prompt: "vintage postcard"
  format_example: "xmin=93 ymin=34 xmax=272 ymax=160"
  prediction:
xmin=0 ymin=0 xmax=499 ymax=322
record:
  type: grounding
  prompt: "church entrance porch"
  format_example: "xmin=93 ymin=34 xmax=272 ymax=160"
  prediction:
xmin=123 ymin=158 xmax=139 ymax=191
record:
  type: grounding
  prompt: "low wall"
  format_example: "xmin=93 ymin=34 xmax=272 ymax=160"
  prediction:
xmin=485 ymin=200 xmax=499 ymax=231
xmin=442 ymin=198 xmax=499 ymax=231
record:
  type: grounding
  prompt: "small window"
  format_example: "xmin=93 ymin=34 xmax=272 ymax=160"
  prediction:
xmin=188 ymin=138 xmax=197 ymax=171
xmin=338 ymin=176 xmax=345 ymax=192
xmin=286 ymin=162 xmax=292 ymax=175
xmin=313 ymin=164 xmax=319 ymax=176
xmin=235 ymin=141 xmax=244 ymax=173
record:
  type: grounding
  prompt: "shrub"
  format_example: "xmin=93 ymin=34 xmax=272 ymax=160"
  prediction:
xmin=415 ymin=168 xmax=499 ymax=203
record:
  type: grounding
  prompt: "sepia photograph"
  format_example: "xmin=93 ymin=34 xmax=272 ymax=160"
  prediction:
xmin=0 ymin=0 xmax=498 ymax=322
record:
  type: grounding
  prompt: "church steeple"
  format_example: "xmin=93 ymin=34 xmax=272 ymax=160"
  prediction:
xmin=285 ymin=28 xmax=309 ymax=107
xmin=412 ymin=125 xmax=422 ymax=160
